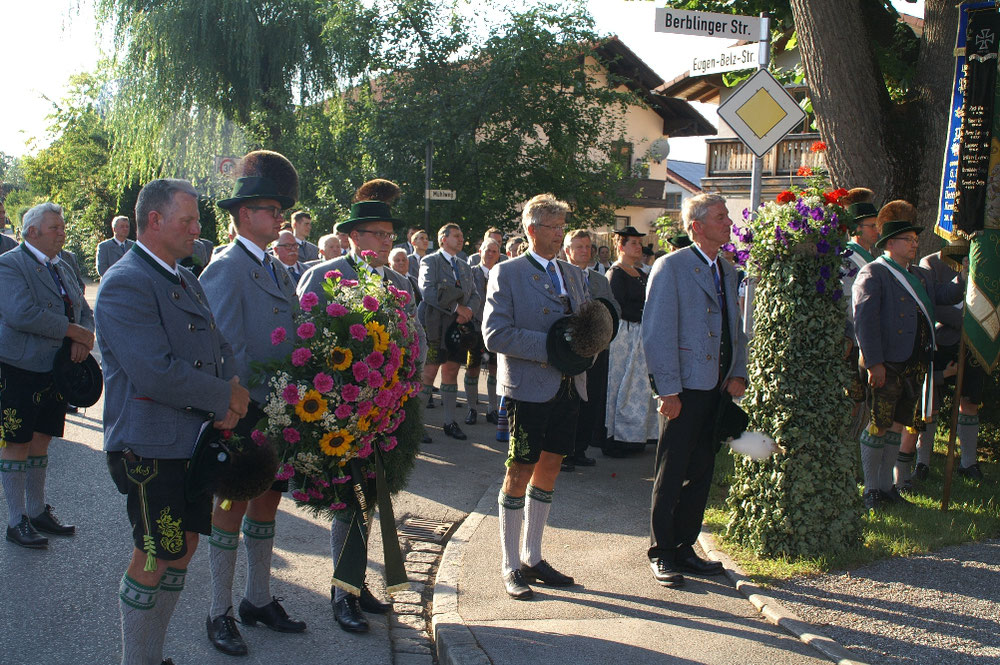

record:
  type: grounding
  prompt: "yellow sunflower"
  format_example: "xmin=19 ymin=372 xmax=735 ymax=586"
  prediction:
xmin=294 ymin=389 xmax=328 ymax=422
xmin=366 ymin=322 xmax=389 ymax=352
xmin=319 ymin=430 xmax=354 ymax=457
xmin=329 ymin=346 xmax=353 ymax=371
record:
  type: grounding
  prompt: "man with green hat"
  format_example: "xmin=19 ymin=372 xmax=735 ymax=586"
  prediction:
xmin=852 ymin=219 xmax=964 ymax=511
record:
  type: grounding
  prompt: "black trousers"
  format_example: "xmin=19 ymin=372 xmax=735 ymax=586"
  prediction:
xmin=574 ymin=348 xmax=610 ymax=456
xmin=648 ymin=388 xmax=721 ymax=561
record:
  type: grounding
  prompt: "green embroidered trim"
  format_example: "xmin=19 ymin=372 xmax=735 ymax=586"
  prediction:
xmin=159 ymin=567 xmax=186 ymax=593
xmin=958 ymin=414 xmax=980 ymax=426
xmin=27 ymin=455 xmax=48 ymax=469
xmin=119 ymin=574 xmax=158 ymax=610
xmin=498 ymin=491 xmax=525 ymax=510
xmin=241 ymin=517 xmax=276 ymax=540
xmin=897 ymin=451 xmax=915 ymax=463
xmin=526 ymin=484 xmax=553 ymax=504
xmin=421 ymin=385 xmax=433 ymax=396
xmin=209 ymin=525 xmax=240 ymax=550
xmin=486 ymin=376 xmax=497 ymax=386
xmin=882 ymin=430 xmax=902 ymax=447
xmin=441 ymin=383 xmax=458 ymax=393
xmin=464 ymin=376 xmax=478 ymax=386
xmin=0 ymin=459 xmax=27 ymax=473
xmin=860 ymin=430 xmax=884 ymax=449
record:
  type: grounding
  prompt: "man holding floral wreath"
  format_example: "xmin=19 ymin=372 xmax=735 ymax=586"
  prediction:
xmin=198 ymin=150 xmax=307 ymax=656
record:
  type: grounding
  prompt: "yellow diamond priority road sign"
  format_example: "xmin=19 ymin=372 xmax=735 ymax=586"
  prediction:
xmin=717 ymin=69 xmax=806 ymax=158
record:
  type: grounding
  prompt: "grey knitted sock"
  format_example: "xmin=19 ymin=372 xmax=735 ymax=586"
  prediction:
xmin=119 ymin=574 xmax=158 ymax=665
xmin=916 ymin=418 xmax=936 ymax=466
xmin=859 ymin=430 xmax=884 ymax=494
xmin=24 ymin=455 xmax=47 ymax=517
xmin=0 ymin=459 xmax=27 ymax=527
xmin=150 ymin=568 xmax=185 ymax=663
xmin=464 ymin=374 xmax=479 ymax=411
xmin=242 ymin=517 xmax=276 ymax=607
xmin=208 ymin=525 xmax=239 ymax=619
xmin=521 ymin=485 xmax=553 ymax=567
xmin=442 ymin=383 xmax=458 ymax=424
xmin=487 ymin=375 xmax=498 ymax=413
xmin=959 ymin=414 xmax=980 ymax=469
xmin=330 ymin=515 xmax=352 ymax=602
xmin=880 ymin=431 xmax=902 ymax=493
xmin=895 ymin=451 xmax=915 ymax=486
xmin=498 ymin=491 xmax=524 ymax=576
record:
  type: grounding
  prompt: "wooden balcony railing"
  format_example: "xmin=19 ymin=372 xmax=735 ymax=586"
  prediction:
xmin=706 ymin=133 xmax=825 ymax=178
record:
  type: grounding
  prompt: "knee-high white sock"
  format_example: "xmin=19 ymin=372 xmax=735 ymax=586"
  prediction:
xmin=859 ymin=430 xmax=884 ymax=494
xmin=208 ymin=525 xmax=239 ymax=619
xmin=242 ymin=517 xmax=276 ymax=607
xmin=330 ymin=516 xmax=352 ymax=602
xmin=150 ymin=567 xmax=185 ymax=663
xmin=464 ymin=374 xmax=479 ymax=410
xmin=119 ymin=573 xmax=158 ymax=665
xmin=498 ymin=491 xmax=524 ymax=576
xmin=916 ymin=418 xmax=936 ymax=467
xmin=521 ymin=485 xmax=553 ymax=567
xmin=0 ymin=459 xmax=27 ymax=527
xmin=442 ymin=383 xmax=458 ymax=423
xmin=487 ymin=375 xmax=498 ymax=413
xmin=959 ymin=414 xmax=980 ymax=469
xmin=880 ymin=431 xmax=901 ymax=493
xmin=895 ymin=450 xmax=915 ymax=486
xmin=24 ymin=455 xmax=47 ymax=517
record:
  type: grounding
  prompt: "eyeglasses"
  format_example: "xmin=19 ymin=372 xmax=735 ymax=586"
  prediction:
xmin=245 ymin=205 xmax=284 ymax=218
xmin=275 ymin=243 xmax=298 ymax=250
xmin=892 ymin=236 xmax=920 ymax=245
xmin=356 ymin=230 xmax=397 ymax=242
xmin=537 ymin=223 xmax=566 ymax=233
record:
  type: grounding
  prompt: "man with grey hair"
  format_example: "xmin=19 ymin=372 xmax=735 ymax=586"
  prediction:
xmin=314 ymin=233 xmax=341 ymax=264
xmin=643 ymin=192 xmax=746 ymax=588
xmin=484 ymin=193 xmax=592 ymax=599
xmin=97 ymin=215 xmax=135 ymax=276
xmin=0 ymin=201 xmax=95 ymax=549
xmin=97 ymin=178 xmax=250 ymax=665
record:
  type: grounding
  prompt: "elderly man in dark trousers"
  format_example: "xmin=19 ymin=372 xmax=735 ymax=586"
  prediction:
xmin=97 ymin=215 xmax=135 ymax=277
xmin=0 ymin=202 xmax=94 ymax=549
xmin=484 ymin=193 xmax=591 ymax=600
xmin=643 ymin=193 xmax=747 ymax=588
xmin=97 ymin=178 xmax=250 ymax=665
xmin=853 ymin=218 xmax=964 ymax=510
xmin=418 ymin=223 xmax=481 ymax=438
xmin=199 ymin=154 xmax=307 ymax=657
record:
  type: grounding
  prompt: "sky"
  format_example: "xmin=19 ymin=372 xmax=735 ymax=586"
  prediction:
xmin=3 ymin=0 xmax=925 ymax=164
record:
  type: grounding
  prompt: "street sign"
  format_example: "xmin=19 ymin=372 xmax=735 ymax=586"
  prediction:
xmin=426 ymin=189 xmax=456 ymax=201
xmin=654 ymin=8 xmax=762 ymax=39
xmin=692 ymin=43 xmax=759 ymax=76
xmin=215 ymin=156 xmax=239 ymax=177
xmin=716 ymin=69 xmax=806 ymax=158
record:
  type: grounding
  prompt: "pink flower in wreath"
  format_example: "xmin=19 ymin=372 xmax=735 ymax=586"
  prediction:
xmin=362 ymin=295 xmax=379 ymax=312
xmin=341 ymin=279 xmax=358 ymax=287
xmin=349 ymin=324 xmax=367 ymax=341
xmin=308 ymin=487 xmax=324 ymax=499
xmin=329 ymin=502 xmax=347 ymax=511
xmin=331 ymin=475 xmax=351 ymax=484
xmin=374 ymin=390 xmax=394 ymax=409
xmin=275 ymin=464 xmax=295 ymax=481
xmin=396 ymin=290 xmax=411 ymax=306
xmin=352 ymin=362 xmax=370 ymax=382
xmin=357 ymin=442 xmax=373 ymax=459
xmin=282 ymin=385 xmax=301 ymax=404
xmin=299 ymin=292 xmax=319 ymax=311
xmin=341 ymin=383 xmax=361 ymax=402
xmin=296 ymin=322 xmax=316 ymax=340
xmin=271 ymin=327 xmax=287 ymax=345
xmin=367 ymin=372 xmax=383 ymax=388
xmin=313 ymin=372 xmax=334 ymax=393
xmin=381 ymin=436 xmax=398 ymax=452
xmin=251 ymin=429 xmax=268 ymax=445
xmin=291 ymin=347 xmax=313 ymax=366
xmin=325 ymin=270 xmax=342 ymax=280
xmin=326 ymin=302 xmax=348 ymax=317
xmin=365 ymin=471 xmax=376 ymax=480
xmin=282 ymin=427 xmax=301 ymax=444
xmin=291 ymin=490 xmax=309 ymax=501
xmin=334 ymin=403 xmax=353 ymax=419
xmin=357 ymin=400 xmax=373 ymax=417
xmin=365 ymin=350 xmax=384 ymax=369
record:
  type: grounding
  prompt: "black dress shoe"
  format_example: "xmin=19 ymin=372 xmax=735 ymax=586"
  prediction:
xmin=958 ymin=463 xmax=985 ymax=481
xmin=560 ymin=461 xmax=576 ymax=472
xmin=862 ymin=489 xmax=882 ymax=512
xmin=884 ymin=487 xmax=912 ymax=506
xmin=520 ymin=560 xmax=574 ymax=586
xmin=333 ymin=595 xmax=369 ymax=633
xmin=464 ymin=408 xmax=477 ymax=425
xmin=573 ymin=454 xmax=596 ymax=467
xmin=359 ymin=584 xmax=392 ymax=614
xmin=6 ymin=515 xmax=47 ymax=549
xmin=676 ymin=553 xmax=725 ymax=576
xmin=238 ymin=597 xmax=306 ymax=633
xmin=422 ymin=432 xmax=433 ymax=444
xmin=913 ymin=462 xmax=929 ymax=481
xmin=443 ymin=422 xmax=467 ymax=440
xmin=503 ymin=570 xmax=533 ymax=600
xmin=650 ymin=558 xmax=684 ymax=587
xmin=601 ymin=445 xmax=627 ymax=458
xmin=206 ymin=611 xmax=248 ymax=656
xmin=29 ymin=504 xmax=75 ymax=535
xmin=486 ymin=410 xmax=499 ymax=425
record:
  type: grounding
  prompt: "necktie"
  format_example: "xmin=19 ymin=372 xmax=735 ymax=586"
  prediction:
xmin=46 ymin=261 xmax=75 ymax=321
xmin=712 ymin=263 xmax=726 ymax=313
xmin=546 ymin=262 xmax=563 ymax=295
xmin=450 ymin=258 xmax=461 ymax=285
xmin=263 ymin=256 xmax=280 ymax=287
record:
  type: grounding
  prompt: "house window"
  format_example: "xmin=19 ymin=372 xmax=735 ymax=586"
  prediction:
xmin=665 ymin=193 xmax=682 ymax=210
xmin=611 ymin=140 xmax=633 ymax=174
xmin=614 ymin=215 xmax=630 ymax=230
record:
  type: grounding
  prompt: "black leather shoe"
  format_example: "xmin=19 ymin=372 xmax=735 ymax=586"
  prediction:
xmin=676 ymin=553 xmax=724 ymax=576
xmin=601 ymin=445 xmax=627 ymax=458
xmin=464 ymin=408 xmax=477 ymax=425
xmin=443 ymin=422 xmax=467 ymax=440
xmin=486 ymin=410 xmax=499 ymax=425
xmin=573 ymin=454 xmax=596 ymax=467
xmin=520 ymin=560 xmax=574 ymax=586
xmin=333 ymin=596 xmax=369 ymax=633
xmin=6 ymin=515 xmax=47 ymax=549
xmin=503 ymin=570 xmax=533 ymax=600
xmin=913 ymin=463 xmax=929 ymax=481
xmin=650 ymin=558 xmax=684 ymax=587
xmin=560 ymin=461 xmax=576 ymax=472
xmin=958 ymin=463 xmax=985 ymax=481
xmin=359 ymin=584 xmax=392 ymax=614
xmin=885 ymin=487 xmax=912 ymax=505
xmin=206 ymin=611 xmax=248 ymax=656
xmin=29 ymin=504 xmax=75 ymax=535
xmin=238 ymin=597 xmax=306 ymax=633
xmin=422 ymin=432 xmax=433 ymax=444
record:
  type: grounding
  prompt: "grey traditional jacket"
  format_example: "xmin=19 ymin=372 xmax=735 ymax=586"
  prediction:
xmin=200 ymin=239 xmax=299 ymax=404
xmin=418 ymin=250 xmax=481 ymax=348
xmin=583 ymin=267 xmax=620 ymax=317
xmin=296 ymin=239 xmax=320 ymax=263
xmin=642 ymin=247 xmax=747 ymax=397
xmin=96 ymin=238 xmax=134 ymax=277
xmin=919 ymin=251 xmax=964 ymax=348
xmin=96 ymin=246 xmax=235 ymax=458
xmin=483 ymin=254 xmax=590 ymax=402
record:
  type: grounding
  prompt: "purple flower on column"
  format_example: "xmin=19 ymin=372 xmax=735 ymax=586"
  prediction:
xmin=815 ymin=279 xmax=826 ymax=294
xmin=819 ymin=264 xmax=832 ymax=279
xmin=832 ymin=289 xmax=843 ymax=301
xmin=816 ymin=239 xmax=830 ymax=254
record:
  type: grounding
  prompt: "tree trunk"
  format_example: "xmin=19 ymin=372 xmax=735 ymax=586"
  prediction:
xmin=789 ymin=0 xmax=900 ymax=199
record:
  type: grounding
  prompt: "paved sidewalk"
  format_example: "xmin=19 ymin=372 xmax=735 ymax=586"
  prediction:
xmin=433 ymin=451 xmax=835 ymax=665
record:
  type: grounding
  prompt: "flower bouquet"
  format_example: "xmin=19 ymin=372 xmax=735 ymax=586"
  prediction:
xmin=256 ymin=251 xmax=424 ymax=520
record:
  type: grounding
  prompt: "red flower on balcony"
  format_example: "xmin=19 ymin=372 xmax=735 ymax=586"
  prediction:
xmin=796 ymin=166 xmax=813 ymax=176
xmin=776 ymin=191 xmax=796 ymax=204
xmin=823 ymin=188 xmax=849 ymax=205
xmin=810 ymin=141 xmax=827 ymax=153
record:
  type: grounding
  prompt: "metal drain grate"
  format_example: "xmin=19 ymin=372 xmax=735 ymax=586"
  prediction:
xmin=397 ymin=517 xmax=453 ymax=543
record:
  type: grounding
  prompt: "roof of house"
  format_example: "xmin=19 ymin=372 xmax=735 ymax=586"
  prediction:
xmin=667 ymin=160 xmax=704 ymax=191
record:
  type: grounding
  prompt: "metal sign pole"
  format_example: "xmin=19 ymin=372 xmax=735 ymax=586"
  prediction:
xmin=424 ymin=139 xmax=433 ymax=235
xmin=742 ymin=13 xmax=770 ymax=338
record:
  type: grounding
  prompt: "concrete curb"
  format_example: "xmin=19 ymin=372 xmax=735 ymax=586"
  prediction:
xmin=697 ymin=530 xmax=869 ymax=665
xmin=431 ymin=479 xmax=501 ymax=665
